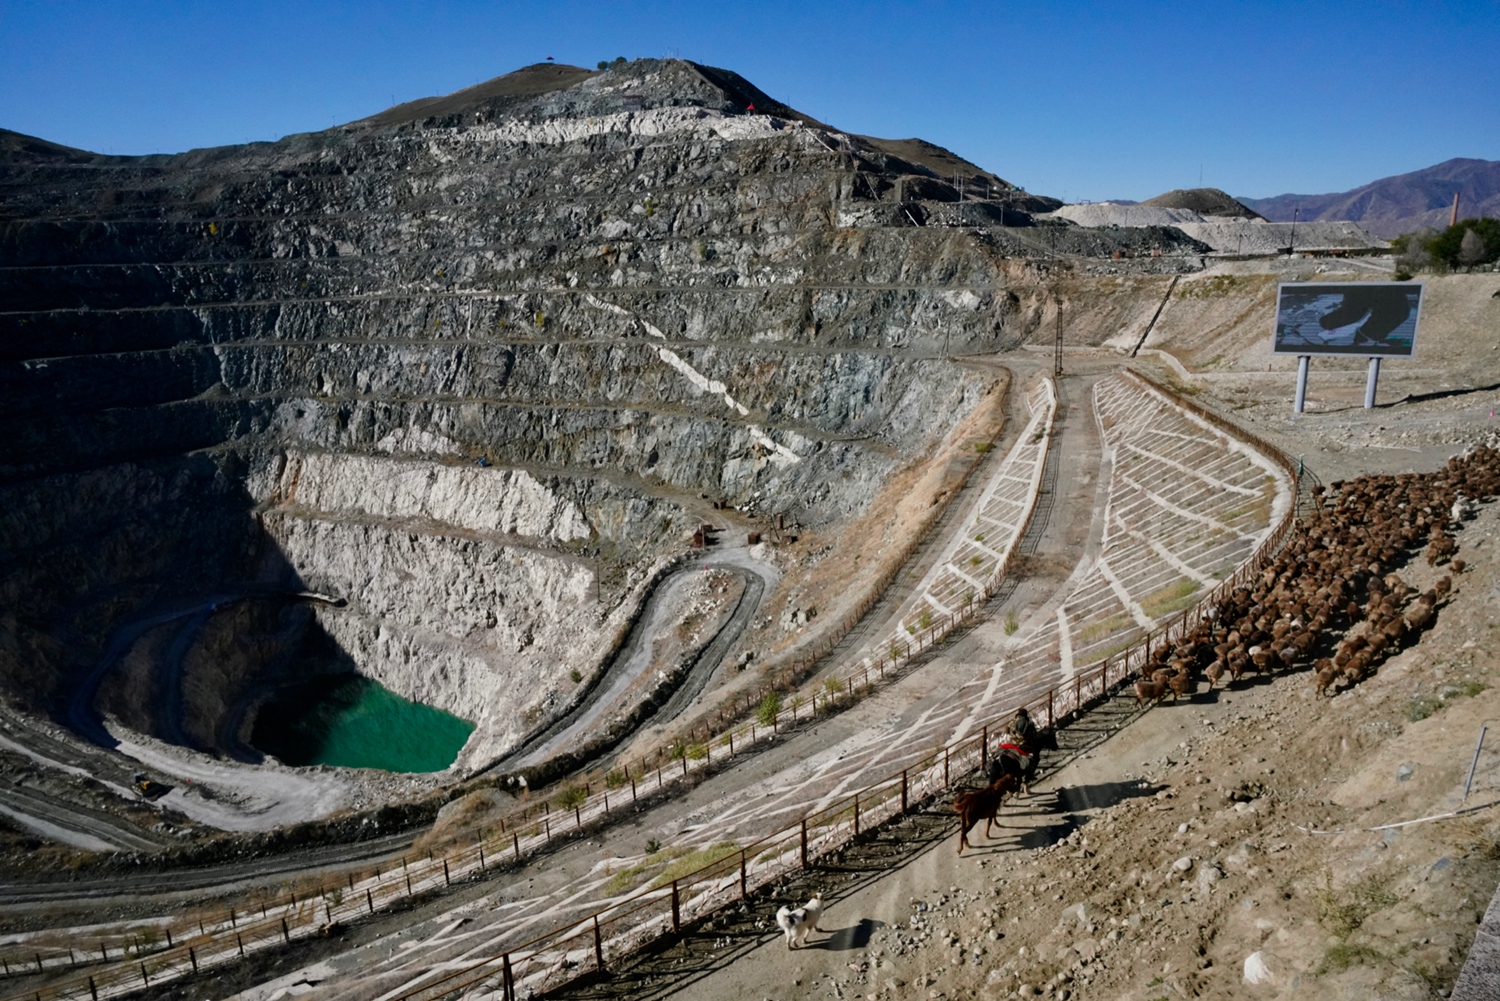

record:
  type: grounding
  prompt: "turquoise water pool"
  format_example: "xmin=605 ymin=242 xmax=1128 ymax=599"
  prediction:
xmin=250 ymin=674 xmax=474 ymax=773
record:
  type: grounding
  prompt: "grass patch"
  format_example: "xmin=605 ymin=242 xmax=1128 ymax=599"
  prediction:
xmin=648 ymin=842 xmax=740 ymax=889
xmin=1224 ymin=494 xmax=1274 ymax=524
xmin=1316 ymin=942 xmax=1386 ymax=975
xmin=1003 ymin=612 xmax=1019 ymax=636
xmin=603 ymin=841 xmax=739 ymax=895
xmin=553 ymin=785 xmax=588 ymax=810
xmin=1079 ymin=613 xmax=1131 ymax=642
xmin=1317 ymin=872 xmax=1398 ymax=938
xmin=1141 ymin=578 xmax=1202 ymax=618
xmin=1408 ymin=680 xmax=1488 ymax=721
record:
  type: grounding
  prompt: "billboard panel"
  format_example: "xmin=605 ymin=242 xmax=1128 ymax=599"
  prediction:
xmin=1272 ymin=282 xmax=1424 ymax=357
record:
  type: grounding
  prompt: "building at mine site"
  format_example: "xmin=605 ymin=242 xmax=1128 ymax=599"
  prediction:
xmin=2 ymin=57 xmax=1499 ymax=1001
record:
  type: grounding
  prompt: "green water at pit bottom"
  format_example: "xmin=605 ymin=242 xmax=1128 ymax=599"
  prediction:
xmin=250 ymin=674 xmax=474 ymax=773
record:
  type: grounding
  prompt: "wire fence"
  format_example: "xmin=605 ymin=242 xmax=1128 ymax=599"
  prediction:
xmin=2 ymin=370 xmax=1298 ymax=1001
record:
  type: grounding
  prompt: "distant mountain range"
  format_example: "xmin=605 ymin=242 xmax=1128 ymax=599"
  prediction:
xmin=1237 ymin=158 xmax=1500 ymax=239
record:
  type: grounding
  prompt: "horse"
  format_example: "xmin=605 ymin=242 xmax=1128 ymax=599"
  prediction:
xmin=954 ymin=773 xmax=1021 ymax=853
xmin=984 ymin=727 xmax=1057 ymax=795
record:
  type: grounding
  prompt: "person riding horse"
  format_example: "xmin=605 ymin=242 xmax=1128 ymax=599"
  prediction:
xmin=985 ymin=708 xmax=1052 ymax=794
xmin=1010 ymin=707 xmax=1038 ymax=747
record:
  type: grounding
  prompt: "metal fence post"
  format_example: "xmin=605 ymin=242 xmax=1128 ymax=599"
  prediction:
xmin=901 ymin=770 xmax=908 ymax=813
xmin=854 ymin=794 xmax=860 ymax=836
xmin=502 ymin=953 xmax=514 ymax=1001
xmin=800 ymin=819 xmax=809 ymax=869
xmin=981 ymin=724 xmax=988 ymax=768
xmin=593 ymin=915 xmax=604 ymax=969
xmin=740 ymin=850 xmax=748 ymax=899
xmin=671 ymin=881 xmax=681 ymax=932
xmin=944 ymin=747 xmax=950 ymax=788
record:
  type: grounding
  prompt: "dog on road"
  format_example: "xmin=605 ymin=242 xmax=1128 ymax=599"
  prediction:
xmin=775 ymin=893 xmax=825 ymax=949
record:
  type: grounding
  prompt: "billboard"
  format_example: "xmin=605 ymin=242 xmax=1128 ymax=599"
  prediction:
xmin=1272 ymin=282 xmax=1424 ymax=357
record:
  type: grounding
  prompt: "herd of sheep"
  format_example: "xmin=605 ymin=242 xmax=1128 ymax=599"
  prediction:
xmin=1135 ymin=445 xmax=1499 ymax=705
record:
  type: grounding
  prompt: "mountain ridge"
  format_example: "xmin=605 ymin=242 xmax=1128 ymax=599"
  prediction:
xmin=1238 ymin=157 xmax=1500 ymax=238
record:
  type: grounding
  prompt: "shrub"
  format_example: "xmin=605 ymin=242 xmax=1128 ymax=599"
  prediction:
xmin=1003 ymin=612 xmax=1020 ymax=636
xmin=756 ymin=692 xmax=782 ymax=726
xmin=1428 ymin=218 xmax=1500 ymax=271
xmin=570 ymin=668 xmax=583 ymax=683
xmin=605 ymin=769 xmax=629 ymax=789
xmin=553 ymin=785 xmax=588 ymax=810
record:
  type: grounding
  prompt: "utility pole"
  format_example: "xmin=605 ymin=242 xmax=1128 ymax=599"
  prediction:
xmin=1054 ymin=296 xmax=1064 ymax=376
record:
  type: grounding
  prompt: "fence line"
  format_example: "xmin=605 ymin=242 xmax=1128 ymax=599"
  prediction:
xmin=3 ymin=372 xmax=1298 ymax=1001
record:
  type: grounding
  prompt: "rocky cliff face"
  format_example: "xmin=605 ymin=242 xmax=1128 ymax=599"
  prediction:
xmin=0 ymin=59 xmax=1200 ymax=775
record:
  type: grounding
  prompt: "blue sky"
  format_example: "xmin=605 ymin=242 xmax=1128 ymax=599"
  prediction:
xmin=2 ymin=1 xmax=1496 ymax=202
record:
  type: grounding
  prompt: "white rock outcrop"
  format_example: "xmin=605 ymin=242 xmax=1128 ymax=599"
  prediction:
xmin=259 ymin=451 xmax=646 ymax=772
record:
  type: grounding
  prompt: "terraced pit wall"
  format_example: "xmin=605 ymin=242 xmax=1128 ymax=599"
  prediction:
xmin=2 ymin=60 xmax=1075 ymax=771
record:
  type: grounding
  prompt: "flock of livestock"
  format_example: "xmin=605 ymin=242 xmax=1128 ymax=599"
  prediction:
xmin=1135 ymin=445 xmax=1499 ymax=706
xmin=954 ymin=445 xmax=1498 ymax=853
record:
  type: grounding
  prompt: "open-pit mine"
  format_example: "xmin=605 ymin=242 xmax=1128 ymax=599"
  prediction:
xmin=4 ymin=59 xmax=1500 ymax=1001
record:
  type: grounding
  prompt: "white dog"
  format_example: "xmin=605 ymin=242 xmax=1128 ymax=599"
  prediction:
xmin=775 ymin=893 xmax=825 ymax=949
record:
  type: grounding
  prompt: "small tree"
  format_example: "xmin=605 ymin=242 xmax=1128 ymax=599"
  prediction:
xmin=1459 ymin=228 xmax=1487 ymax=271
xmin=1391 ymin=227 xmax=1436 ymax=274
xmin=1427 ymin=218 xmax=1500 ymax=271
xmin=756 ymin=691 xmax=782 ymax=726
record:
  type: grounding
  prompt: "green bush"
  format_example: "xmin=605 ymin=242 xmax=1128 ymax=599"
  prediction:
xmin=1394 ymin=219 xmax=1500 ymax=272
xmin=1428 ymin=218 xmax=1500 ymax=270
xmin=756 ymin=692 xmax=782 ymax=726
xmin=553 ymin=785 xmax=587 ymax=810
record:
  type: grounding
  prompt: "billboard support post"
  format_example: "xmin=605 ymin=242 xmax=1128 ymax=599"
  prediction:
xmin=1364 ymin=357 xmax=1381 ymax=409
xmin=1294 ymin=356 xmax=1310 ymax=413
